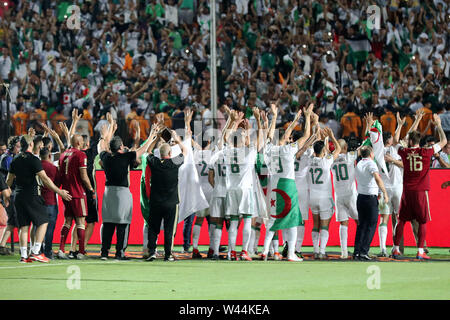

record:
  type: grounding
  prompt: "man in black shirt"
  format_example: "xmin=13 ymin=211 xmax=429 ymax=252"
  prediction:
xmin=146 ymin=130 xmax=187 ymax=262
xmin=97 ymin=115 xmax=154 ymax=260
xmin=6 ymin=135 xmax=72 ymax=263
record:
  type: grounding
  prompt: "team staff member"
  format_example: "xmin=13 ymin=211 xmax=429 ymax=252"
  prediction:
xmin=353 ymin=145 xmax=389 ymax=261
xmin=6 ymin=135 xmax=71 ymax=263
xmin=146 ymin=129 xmax=187 ymax=262
xmin=98 ymin=115 xmax=154 ymax=260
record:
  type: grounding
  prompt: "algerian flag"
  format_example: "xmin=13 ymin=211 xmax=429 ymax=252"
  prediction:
xmin=346 ymin=39 xmax=371 ymax=62
xmin=140 ymin=152 xmax=151 ymax=225
xmin=361 ymin=120 xmax=389 ymax=175
xmin=269 ymin=177 xmax=302 ymax=232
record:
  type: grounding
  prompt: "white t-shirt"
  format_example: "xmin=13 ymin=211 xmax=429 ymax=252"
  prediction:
xmin=208 ymin=149 xmax=227 ymax=198
xmin=224 ymin=146 xmax=257 ymax=190
xmin=332 ymin=151 xmax=357 ymax=197
xmin=355 ymin=158 xmax=379 ymax=196
xmin=193 ymin=149 xmax=213 ymax=202
xmin=381 ymin=145 xmax=403 ymax=189
xmin=307 ymin=155 xmax=334 ymax=198
xmin=265 ymin=143 xmax=298 ymax=180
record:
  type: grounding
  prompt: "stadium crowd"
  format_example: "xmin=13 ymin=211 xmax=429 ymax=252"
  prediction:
xmin=0 ymin=0 xmax=449 ymax=262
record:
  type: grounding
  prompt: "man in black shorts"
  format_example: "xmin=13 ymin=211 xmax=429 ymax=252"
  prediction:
xmin=6 ymin=135 xmax=72 ymax=263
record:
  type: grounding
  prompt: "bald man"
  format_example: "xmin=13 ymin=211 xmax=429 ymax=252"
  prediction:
xmin=57 ymin=135 xmax=95 ymax=260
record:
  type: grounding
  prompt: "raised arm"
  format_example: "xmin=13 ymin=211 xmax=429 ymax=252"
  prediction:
xmin=253 ymin=107 xmax=263 ymax=152
xmin=433 ymin=114 xmax=447 ymax=150
xmin=393 ymin=112 xmax=406 ymax=146
xmin=267 ymin=103 xmax=279 ymax=143
xmin=295 ymin=132 xmax=317 ymax=159
xmin=136 ymin=124 xmax=162 ymax=161
xmin=296 ymin=103 xmax=314 ymax=148
xmin=280 ymin=109 xmax=302 ymax=146
xmin=325 ymin=127 xmax=341 ymax=160
xmin=171 ymin=129 xmax=187 ymax=157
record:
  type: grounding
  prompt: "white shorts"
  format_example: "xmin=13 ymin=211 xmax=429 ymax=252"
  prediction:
xmin=309 ymin=196 xmax=334 ymax=220
xmin=209 ymin=197 xmax=226 ymax=218
xmin=335 ymin=193 xmax=358 ymax=222
xmin=379 ymin=187 xmax=402 ymax=215
xmin=225 ymin=188 xmax=255 ymax=218
xmin=195 ymin=207 xmax=210 ymax=218
xmin=296 ymin=185 xmax=310 ymax=221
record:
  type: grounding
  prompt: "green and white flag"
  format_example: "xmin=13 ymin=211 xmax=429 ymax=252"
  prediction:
xmin=140 ymin=152 xmax=151 ymax=225
xmin=346 ymin=39 xmax=371 ymax=62
xmin=361 ymin=120 xmax=388 ymax=175
xmin=269 ymin=177 xmax=302 ymax=231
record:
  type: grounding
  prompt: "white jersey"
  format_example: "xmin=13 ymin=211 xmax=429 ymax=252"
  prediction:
xmin=265 ymin=143 xmax=298 ymax=179
xmin=208 ymin=149 xmax=227 ymax=198
xmin=307 ymin=154 xmax=334 ymax=198
xmin=332 ymin=151 xmax=357 ymax=197
xmin=381 ymin=145 xmax=403 ymax=189
xmin=294 ymin=147 xmax=313 ymax=182
xmin=194 ymin=149 xmax=213 ymax=202
xmin=224 ymin=146 xmax=257 ymax=190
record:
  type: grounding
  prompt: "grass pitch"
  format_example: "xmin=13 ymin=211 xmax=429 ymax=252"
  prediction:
xmin=0 ymin=245 xmax=449 ymax=300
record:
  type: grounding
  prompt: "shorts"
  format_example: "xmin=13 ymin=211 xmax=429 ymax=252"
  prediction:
xmin=309 ymin=195 xmax=334 ymax=220
xmin=195 ymin=207 xmax=210 ymax=218
xmin=225 ymin=188 xmax=255 ymax=218
xmin=379 ymin=187 xmax=402 ymax=215
xmin=210 ymin=197 xmax=226 ymax=218
xmin=5 ymin=192 xmax=18 ymax=227
xmin=335 ymin=193 xmax=358 ymax=222
xmin=398 ymin=190 xmax=430 ymax=224
xmin=85 ymin=192 xmax=98 ymax=224
xmin=63 ymin=197 xmax=88 ymax=219
xmin=296 ymin=183 xmax=310 ymax=221
xmin=14 ymin=193 xmax=49 ymax=228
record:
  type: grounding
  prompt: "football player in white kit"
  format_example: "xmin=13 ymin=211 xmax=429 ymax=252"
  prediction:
xmin=208 ymin=114 xmax=234 ymax=260
xmin=307 ymin=127 xmax=341 ymax=259
xmin=332 ymin=139 xmax=358 ymax=259
xmin=223 ymin=110 xmax=261 ymax=261
xmin=292 ymin=113 xmax=320 ymax=258
xmin=191 ymin=143 xmax=213 ymax=259
xmin=260 ymin=103 xmax=313 ymax=262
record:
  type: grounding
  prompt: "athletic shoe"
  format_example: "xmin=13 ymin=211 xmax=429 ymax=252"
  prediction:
xmin=340 ymin=253 xmax=349 ymax=259
xmin=115 ymin=255 xmax=131 ymax=261
xmin=57 ymin=250 xmax=68 ymax=260
xmin=192 ymin=248 xmax=203 ymax=259
xmin=30 ymin=253 xmax=49 ymax=263
xmin=424 ymin=248 xmax=429 ymax=254
xmin=146 ymin=253 xmax=157 ymax=262
xmin=416 ymin=252 xmax=430 ymax=260
xmin=260 ymin=254 xmax=268 ymax=261
xmin=219 ymin=246 xmax=227 ymax=253
xmin=390 ymin=248 xmax=402 ymax=259
xmin=142 ymin=253 xmax=150 ymax=260
xmin=377 ymin=251 xmax=387 ymax=258
xmin=68 ymin=251 xmax=79 ymax=259
xmin=181 ymin=247 xmax=190 ymax=254
xmin=352 ymin=254 xmax=360 ymax=261
xmin=230 ymin=250 xmax=238 ymax=261
xmin=76 ymin=253 xmax=87 ymax=260
xmin=100 ymin=256 xmax=108 ymax=261
xmin=319 ymin=253 xmax=328 ymax=260
xmin=313 ymin=253 xmax=320 ymax=260
xmin=211 ymin=254 xmax=220 ymax=260
xmin=295 ymin=251 xmax=304 ymax=259
xmin=281 ymin=242 xmax=288 ymax=258
xmin=0 ymin=246 xmax=12 ymax=255
xmin=273 ymin=252 xmax=282 ymax=261
xmin=358 ymin=254 xmax=372 ymax=261
xmin=240 ymin=250 xmax=252 ymax=261
xmin=207 ymin=248 xmax=214 ymax=259
xmin=288 ymin=255 xmax=303 ymax=262
xmin=19 ymin=257 xmax=33 ymax=263
xmin=164 ymin=254 xmax=176 ymax=262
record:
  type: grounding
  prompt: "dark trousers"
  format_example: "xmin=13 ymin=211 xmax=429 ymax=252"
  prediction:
xmin=183 ymin=213 xmax=195 ymax=251
xmin=147 ymin=202 xmax=178 ymax=258
xmin=355 ymin=194 xmax=379 ymax=256
xmin=101 ymin=223 xmax=130 ymax=258
xmin=43 ymin=205 xmax=58 ymax=257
